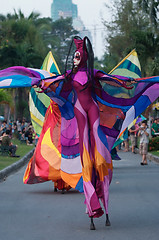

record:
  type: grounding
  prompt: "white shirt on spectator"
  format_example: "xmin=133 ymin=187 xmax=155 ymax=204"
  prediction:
xmin=139 ymin=128 xmax=150 ymax=144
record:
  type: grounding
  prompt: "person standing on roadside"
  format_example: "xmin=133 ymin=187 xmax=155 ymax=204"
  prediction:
xmin=129 ymin=125 xmax=136 ymax=153
xmin=151 ymin=118 xmax=159 ymax=137
xmin=138 ymin=120 xmax=150 ymax=165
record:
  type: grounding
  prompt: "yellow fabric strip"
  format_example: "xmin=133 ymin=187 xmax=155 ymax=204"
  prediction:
xmin=30 ymin=112 xmax=44 ymax=128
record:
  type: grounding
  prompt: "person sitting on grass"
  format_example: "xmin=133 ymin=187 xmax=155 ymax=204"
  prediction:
xmin=19 ymin=127 xmax=27 ymax=143
xmin=1 ymin=129 xmax=20 ymax=157
xmin=0 ymin=120 xmax=8 ymax=136
xmin=25 ymin=127 xmax=33 ymax=145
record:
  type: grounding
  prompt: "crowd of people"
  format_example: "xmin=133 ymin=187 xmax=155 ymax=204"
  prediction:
xmin=0 ymin=118 xmax=38 ymax=157
xmin=1 ymin=116 xmax=159 ymax=161
xmin=117 ymin=117 xmax=159 ymax=165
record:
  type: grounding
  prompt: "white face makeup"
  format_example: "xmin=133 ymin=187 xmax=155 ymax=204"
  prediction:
xmin=73 ymin=51 xmax=81 ymax=66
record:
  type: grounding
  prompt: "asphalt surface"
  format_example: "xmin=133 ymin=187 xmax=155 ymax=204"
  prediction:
xmin=0 ymin=150 xmax=159 ymax=240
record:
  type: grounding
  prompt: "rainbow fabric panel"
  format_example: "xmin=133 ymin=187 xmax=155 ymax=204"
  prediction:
xmin=108 ymin=49 xmax=142 ymax=147
xmin=96 ymin=74 xmax=159 ymax=150
xmin=109 ymin=49 xmax=141 ymax=78
xmin=29 ymin=51 xmax=60 ymax=136
xmin=25 ymin=52 xmax=83 ymax=192
xmin=23 ymin=101 xmax=62 ymax=184
xmin=0 ymin=66 xmax=51 ymax=88
xmin=1 ymin=50 xmax=159 ymax=193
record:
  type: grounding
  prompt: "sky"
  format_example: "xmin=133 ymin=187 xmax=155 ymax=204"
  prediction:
xmin=0 ymin=0 xmax=111 ymax=58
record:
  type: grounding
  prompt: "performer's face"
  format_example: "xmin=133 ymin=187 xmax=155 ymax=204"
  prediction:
xmin=73 ymin=51 xmax=81 ymax=66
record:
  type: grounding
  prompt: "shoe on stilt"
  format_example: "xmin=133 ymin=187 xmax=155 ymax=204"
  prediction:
xmin=90 ymin=217 xmax=96 ymax=230
xmin=105 ymin=214 xmax=111 ymax=226
xmin=61 ymin=188 xmax=65 ymax=194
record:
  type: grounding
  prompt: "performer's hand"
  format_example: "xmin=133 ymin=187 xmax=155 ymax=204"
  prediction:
xmin=122 ymin=81 xmax=134 ymax=90
xmin=125 ymin=80 xmax=135 ymax=86
xmin=32 ymin=85 xmax=38 ymax=88
xmin=31 ymin=79 xmax=42 ymax=88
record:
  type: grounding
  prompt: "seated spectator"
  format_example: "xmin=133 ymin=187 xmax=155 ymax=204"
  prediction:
xmin=27 ymin=122 xmax=33 ymax=128
xmin=21 ymin=118 xmax=27 ymax=132
xmin=12 ymin=122 xmax=19 ymax=138
xmin=8 ymin=124 xmax=13 ymax=138
xmin=32 ymin=130 xmax=39 ymax=146
xmin=1 ymin=129 xmax=19 ymax=157
xmin=19 ymin=127 xmax=27 ymax=142
xmin=25 ymin=127 xmax=33 ymax=145
xmin=8 ymin=120 xmax=13 ymax=129
xmin=0 ymin=120 xmax=8 ymax=136
xmin=16 ymin=119 xmax=22 ymax=133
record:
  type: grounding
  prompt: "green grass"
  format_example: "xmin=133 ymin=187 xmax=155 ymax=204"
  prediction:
xmin=149 ymin=151 xmax=159 ymax=157
xmin=0 ymin=138 xmax=34 ymax=170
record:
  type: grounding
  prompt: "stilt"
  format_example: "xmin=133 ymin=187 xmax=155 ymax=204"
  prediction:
xmin=61 ymin=188 xmax=65 ymax=194
xmin=90 ymin=217 xmax=96 ymax=230
xmin=105 ymin=214 xmax=111 ymax=226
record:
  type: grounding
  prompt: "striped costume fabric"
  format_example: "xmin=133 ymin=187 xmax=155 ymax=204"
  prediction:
xmin=1 ymin=49 xmax=159 ymax=217
xmin=108 ymin=49 xmax=142 ymax=148
xmin=25 ymin=52 xmax=83 ymax=191
xmin=29 ymin=51 xmax=60 ymax=137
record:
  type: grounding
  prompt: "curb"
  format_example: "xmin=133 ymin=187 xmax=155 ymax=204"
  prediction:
xmin=0 ymin=148 xmax=35 ymax=182
xmin=134 ymin=147 xmax=159 ymax=164
xmin=147 ymin=152 xmax=159 ymax=164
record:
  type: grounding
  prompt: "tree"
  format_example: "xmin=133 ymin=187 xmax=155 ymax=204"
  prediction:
xmin=0 ymin=89 xmax=13 ymax=121
xmin=102 ymin=0 xmax=159 ymax=76
xmin=0 ymin=12 xmax=79 ymax=120
xmin=0 ymin=10 xmax=48 ymax=68
xmin=138 ymin=0 xmax=159 ymax=31
xmin=48 ymin=17 xmax=78 ymax=72
xmin=0 ymin=10 xmax=49 ymax=120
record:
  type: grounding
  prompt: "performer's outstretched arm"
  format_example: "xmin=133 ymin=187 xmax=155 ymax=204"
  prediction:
xmin=94 ymin=70 xmax=134 ymax=90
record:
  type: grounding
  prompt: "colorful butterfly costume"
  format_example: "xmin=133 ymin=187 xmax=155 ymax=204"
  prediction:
xmin=1 ymin=37 xmax=159 ymax=220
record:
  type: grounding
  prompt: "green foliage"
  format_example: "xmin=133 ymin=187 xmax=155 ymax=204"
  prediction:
xmin=0 ymin=89 xmax=13 ymax=105
xmin=101 ymin=53 xmax=120 ymax=73
xmin=148 ymin=136 xmax=159 ymax=151
xmin=0 ymin=11 xmax=78 ymax=71
xmin=0 ymin=13 xmax=47 ymax=68
xmin=94 ymin=57 xmax=105 ymax=72
xmin=103 ymin=0 xmax=159 ymax=76
xmin=48 ymin=17 xmax=78 ymax=72
xmin=0 ymin=11 xmax=78 ymax=119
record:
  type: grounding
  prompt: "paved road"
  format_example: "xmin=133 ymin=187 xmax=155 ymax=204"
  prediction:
xmin=0 ymin=151 xmax=159 ymax=240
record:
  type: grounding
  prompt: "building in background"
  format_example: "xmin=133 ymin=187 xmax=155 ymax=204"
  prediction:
xmin=51 ymin=0 xmax=92 ymax=42
xmin=51 ymin=0 xmax=77 ymax=20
